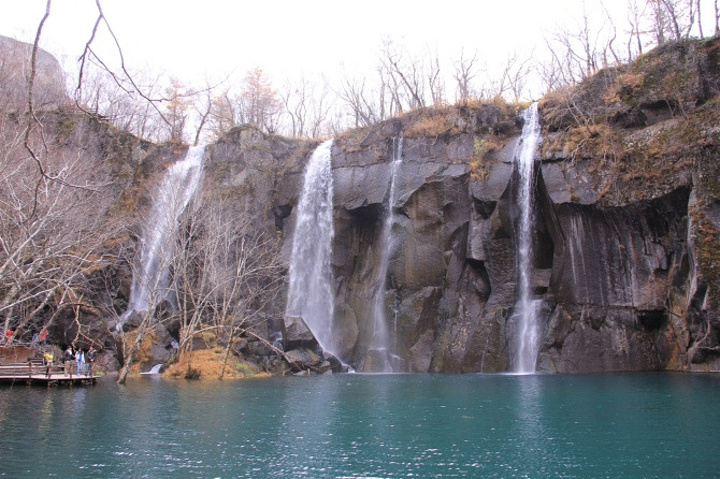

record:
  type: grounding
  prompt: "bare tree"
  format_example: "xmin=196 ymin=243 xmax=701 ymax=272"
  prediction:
xmin=337 ymin=73 xmax=384 ymax=128
xmin=305 ymin=77 xmax=333 ymax=139
xmin=488 ymin=52 xmax=534 ymax=102
xmin=74 ymin=0 xmax=179 ymax=142
xmin=278 ymin=74 xmax=331 ymax=139
xmin=191 ymin=84 xmax=214 ymax=146
xmin=207 ymin=88 xmax=237 ymax=139
xmin=626 ymin=0 xmax=647 ymax=60
xmin=0 ymin=0 xmax=125 ymax=349
xmin=163 ymin=77 xmax=191 ymax=143
xmin=427 ymin=49 xmax=445 ymax=107
xmin=169 ymin=190 xmax=285 ymax=379
xmin=379 ymin=38 xmax=426 ymax=111
xmin=648 ymin=0 xmax=697 ymax=42
xmin=649 ymin=0 xmax=670 ymax=43
xmin=539 ymin=1 xmax=639 ymax=92
xmin=453 ymin=49 xmax=479 ymax=103
xmin=600 ymin=2 xmax=624 ymax=67
xmin=0 ymin=146 xmax=117 ymax=340
xmin=697 ymin=0 xmax=705 ymax=37
xmin=280 ymin=76 xmax=309 ymax=138
xmin=238 ymin=67 xmax=281 ymax=134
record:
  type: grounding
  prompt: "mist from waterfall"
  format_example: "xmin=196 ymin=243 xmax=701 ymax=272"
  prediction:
xmin=367 ymin=137 xmax=403 ymax=372
xmin=122 ymin=145 xmax=205 ymax=324
xmin=513 ymin=102 xmax=543 ymax=374
xmin=285 ymin=140 xmax=337 ymax=357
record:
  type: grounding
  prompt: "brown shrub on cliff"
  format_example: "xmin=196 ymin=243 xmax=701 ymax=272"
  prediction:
xmin=540 ymin=37 xmax=720 ymax=206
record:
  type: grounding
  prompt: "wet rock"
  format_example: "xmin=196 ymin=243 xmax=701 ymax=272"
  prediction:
xmin=148 ymin=344 xmax=171 ymax=365
xmin=285 ymin=347 xmax=321 ymax=370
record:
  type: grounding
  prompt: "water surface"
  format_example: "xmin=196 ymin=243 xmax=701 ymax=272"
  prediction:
xmin=0 ymin=373 xmax=718 ymax=478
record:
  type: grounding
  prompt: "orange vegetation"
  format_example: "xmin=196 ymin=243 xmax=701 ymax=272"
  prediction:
xmin=163 ymin=347 xmax=270 ymax=380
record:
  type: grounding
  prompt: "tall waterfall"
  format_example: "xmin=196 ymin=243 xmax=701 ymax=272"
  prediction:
xmin=285 ymin=140 xmax=337 ymax=356
xmin=366 ymin=137 xmax=404 ymax=372
xmin=513 ymin=103 xmax=543 ymax=373
xmin=122 ymin=145 xmax=205 ymax=324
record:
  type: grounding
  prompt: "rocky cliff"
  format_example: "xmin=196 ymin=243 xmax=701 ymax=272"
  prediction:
xmin=265 ymin=37 xmax=720 ymax=373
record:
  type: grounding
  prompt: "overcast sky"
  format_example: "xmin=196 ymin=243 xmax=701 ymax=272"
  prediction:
xmin=2 ymin=0 xmax=716 ymax=109
xmin=1 ymin=0 xmax=619 ymax=85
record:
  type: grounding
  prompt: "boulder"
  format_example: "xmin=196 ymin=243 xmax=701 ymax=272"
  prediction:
xmin=285 ymin=347 xmax=322 ymax=371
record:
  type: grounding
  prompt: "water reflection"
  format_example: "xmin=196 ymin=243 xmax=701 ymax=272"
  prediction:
xmin=37 ymin=392 xmax=55 ymax=439
xmin=513 ymin=375 xmax=549 ymax=474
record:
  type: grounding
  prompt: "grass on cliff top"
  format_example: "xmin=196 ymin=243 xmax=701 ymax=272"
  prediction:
xmin=337 ymin=97 xmax=522 ymax=146
xmin=403 ymin=98 xmax=522 ymax=138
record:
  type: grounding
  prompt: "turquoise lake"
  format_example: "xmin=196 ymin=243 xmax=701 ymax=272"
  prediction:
xmin=0 ymin=373 xmax=718 ymax=478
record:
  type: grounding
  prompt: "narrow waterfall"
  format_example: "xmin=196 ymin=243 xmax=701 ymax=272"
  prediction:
xmin=121 ymin=145 xmax=205 ymax=325
xmin=285 ymin=140 xmax=337 ymax=357
xmin=513 ymin=103 xmax=543 ymax=373
xmin=366 ymin=137 xmax=403 ymax=372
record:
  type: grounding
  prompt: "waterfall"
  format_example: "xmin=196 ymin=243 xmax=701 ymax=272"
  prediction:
xmin=285 ymin=140 xmax=337 ymax=357
xmin=513 ymin=102 xmax=543 ymax=373
xmin=121 ymin=145 xmax=205 ymax=325
xmin=367 ymin=137 xmax=403 ymax=372
xmin=142 ymin=364 xmax=164 ymax=375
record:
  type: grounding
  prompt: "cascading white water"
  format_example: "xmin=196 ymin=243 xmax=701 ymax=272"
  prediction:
xmin=122 ymin=145 xmax=205 ymax=324
xmin=285 ymin=140 xmax=337 ymax=356
xmin=142 ymin=363 xmax=163 ymax=375
xmin=513 ymin=102 xmax=543 ymax=374
xmin=367 ymin=137 xmax=403 ymax=372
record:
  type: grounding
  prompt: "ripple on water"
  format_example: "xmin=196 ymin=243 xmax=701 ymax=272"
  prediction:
xmin=0 ymin=374 xmax=719 ymax=478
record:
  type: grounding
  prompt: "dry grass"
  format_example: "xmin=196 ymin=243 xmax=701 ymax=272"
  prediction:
xmin=403 ymin=110 xmax=458 ymax=138
xmin=542 ymin=122 xmax=625 ymax=163
xmin=469 ymin=137 xmax=505 ymax=181
xmin=603 ymin=72 xmax=645 ymax=104
xmin=163 ymin=347 xmax=270 ymax=380
xmin=122 ymin=329 xmax=157 ymax=375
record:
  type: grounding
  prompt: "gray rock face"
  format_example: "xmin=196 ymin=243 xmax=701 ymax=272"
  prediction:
xmin=536 ymin=188 xmax=691 ymax=372
xmin=97 ymin=39 xmax=711 ymax=375
xmin=114 ymin=97 xmax=710 ymax=375
xmin=0 ymin=35 xmax=68 ymax=111
xmin=266 ymin=100 xmax=714 ymax=373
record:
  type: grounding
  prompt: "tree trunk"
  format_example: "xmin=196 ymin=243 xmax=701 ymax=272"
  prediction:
xmin=117 ymin=310 xmax=154 ymax=385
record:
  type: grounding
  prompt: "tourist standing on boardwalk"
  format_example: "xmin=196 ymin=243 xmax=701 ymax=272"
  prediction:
xmin=43 ymin=350 xmax=54 ymax=377
xmin=86 ymin=347 xmax=97 ymax=376
xmin=75 ymin=349 xmax=85 ymax=375
xmin=63 ymin=346 xmax=74 ymax=376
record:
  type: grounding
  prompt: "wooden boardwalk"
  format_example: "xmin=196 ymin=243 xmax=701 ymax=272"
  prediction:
xmin=0 ymin=361 xmax=97 ymax=387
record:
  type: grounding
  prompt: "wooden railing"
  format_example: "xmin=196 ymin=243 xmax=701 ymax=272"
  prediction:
xmin=0 ymin=361 xmax=65 ymax=377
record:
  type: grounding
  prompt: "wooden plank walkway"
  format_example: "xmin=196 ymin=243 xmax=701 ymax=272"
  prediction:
xmin=0 ymin=362 xmax=97 ymax=386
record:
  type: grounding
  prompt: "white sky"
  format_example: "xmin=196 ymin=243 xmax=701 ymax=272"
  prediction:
xmin=1 ymin=0 xmax=608 ymax=86
xmin=2 ymin=0 xmax=716 ymax=110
